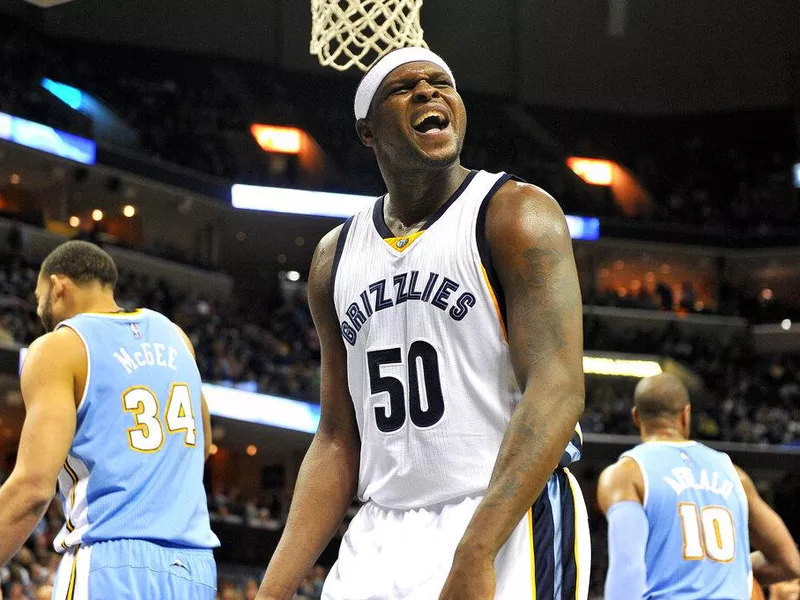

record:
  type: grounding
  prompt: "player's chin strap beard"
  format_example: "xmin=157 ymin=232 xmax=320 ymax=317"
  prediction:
xmin=354 ymin=47 xmax=456 ymax=121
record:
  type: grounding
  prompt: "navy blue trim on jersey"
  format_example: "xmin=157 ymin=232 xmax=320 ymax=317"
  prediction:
xmin=330 ymin=217 xmax=354 ymax=299
xmin=531 ymin=468 xmax=581 ymax=598
xmin=421 ymin=169 xmax=478 ymax=230
xmin=559 ymin=428 xmax=584 ymax=467
xmin=372 ymin=195 xmax=394 ymax=239
xmin=532 ymin=486 xmax=556 ymax=598
xmin=474 ymin=173 xmax=520 ymax=329
xmin=371 ymin=170 xmax=479 ymax=239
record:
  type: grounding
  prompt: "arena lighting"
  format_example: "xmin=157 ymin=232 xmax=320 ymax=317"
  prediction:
xmin=286 ymin=270 xmax=301 ymax=282
xmin=250 ymin=125 xmax=302 ymax=154
xmin=123 ymin=205 xmax=136 ymax=218
xmin=69 ymin=216 xmax=81 ymax=227
xmin=41 ymin=78 xmax=83 ymax=110
xmin=794 ymin=163 xmax=800 ymax=189
xmin=201 ymin=383 xmax=321 ymax=434
xmin=231 ymin=185 xmax=600 ymax=240
xmin=567 ymin=157 xmax=614 ymax=186
xmin=781 ymin=319 xmax=792 ymax=331
xmin=582 ymin=356 xmax=662 ymax=378
xmin=91 ymin=209 xmax=104 ymax=222
xmin=233 ymin=185 xmax=373 ymax=219
xmin=0 ymin=111 xmax=96 ymax=165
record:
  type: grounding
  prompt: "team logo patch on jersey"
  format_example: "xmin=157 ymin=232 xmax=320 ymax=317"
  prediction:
xmin=396 ymin=238 xmax=409 ymax=248
xmin=130 ymin=323 xmax=142 ymax=339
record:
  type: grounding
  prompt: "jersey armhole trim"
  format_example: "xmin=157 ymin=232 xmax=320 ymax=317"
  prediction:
xmin=621 ymin=454 xmax=649 ymax=510
xmin=474 ymin=172 xmax=521 ymax=335
xmin=55 ymin=323 xmax=91 ymax=416
xmin=329 ymin=216 xmax=355 ymax=300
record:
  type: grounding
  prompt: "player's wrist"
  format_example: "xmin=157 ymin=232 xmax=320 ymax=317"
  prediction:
xmin=453 ymin=537 xmax=498 ymax=564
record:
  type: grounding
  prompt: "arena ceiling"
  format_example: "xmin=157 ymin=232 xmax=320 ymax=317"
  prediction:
xmin=2 ymin=0 xmax=798 ymax=113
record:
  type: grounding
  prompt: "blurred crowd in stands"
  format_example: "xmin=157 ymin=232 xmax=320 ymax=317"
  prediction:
xmin=583 ymin=315 xmax=800 ymax=445
xmin=0 ymin=254 xmax=320 ymax=402
xmin=209 ymin=488 xmax=284 ymax=531
xmin=2 ymin=18 xmax=797 ymax=230
xmin=3 ymin=241 xmax=799 ymax=446
xmin=588 ymin=280 xmax=800 ymax=324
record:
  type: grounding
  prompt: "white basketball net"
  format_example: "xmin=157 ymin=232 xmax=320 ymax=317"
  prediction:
xmin=310 ymin=0 xmax=428 ymax=72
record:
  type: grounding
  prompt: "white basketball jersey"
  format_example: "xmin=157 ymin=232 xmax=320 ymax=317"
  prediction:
xmin=332 ymin=170 xmax=581 ymax=510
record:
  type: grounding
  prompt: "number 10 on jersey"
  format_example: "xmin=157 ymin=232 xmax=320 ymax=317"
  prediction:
xmin=679 ymin=502 xmax=736 ymax=562
xmin=122 ymin=383 xmax=197 ymax=452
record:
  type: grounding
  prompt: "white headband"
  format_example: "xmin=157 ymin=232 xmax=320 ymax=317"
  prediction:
xmin=354 ymin=47 xmax=456 ymax=120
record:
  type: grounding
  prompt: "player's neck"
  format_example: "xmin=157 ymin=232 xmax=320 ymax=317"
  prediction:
xmin=74 ymin=292 xmax=123 ymax=316
xmin=382 ymin=163 xmax=469 ymax=229
xmin=641 ymin=428 xmax=689 ymax=443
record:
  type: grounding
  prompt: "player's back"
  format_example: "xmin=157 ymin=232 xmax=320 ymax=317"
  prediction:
xmin=622 ymin=441 xmax=751 ymax=600
xmin=53 ymin=308 xmax=218 ymax=551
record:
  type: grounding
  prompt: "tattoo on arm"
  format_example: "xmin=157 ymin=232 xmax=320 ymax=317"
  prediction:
xmin=510 ymin=231 xmax=581 ymax=368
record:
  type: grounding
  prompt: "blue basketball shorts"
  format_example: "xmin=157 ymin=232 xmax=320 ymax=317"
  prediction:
xmin=52 ymin=539 xmax=216 ymax=599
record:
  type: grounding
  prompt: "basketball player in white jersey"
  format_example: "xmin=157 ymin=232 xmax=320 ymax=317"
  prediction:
xmin=257 ymin=48 xmax=588 ymax=600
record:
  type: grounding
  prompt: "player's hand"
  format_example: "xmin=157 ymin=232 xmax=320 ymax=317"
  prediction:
xmin=438 ymin=551 xmax=496 ymax=600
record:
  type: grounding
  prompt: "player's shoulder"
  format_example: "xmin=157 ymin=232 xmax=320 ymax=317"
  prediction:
xmin=490 ymin=179 xmax=564 ymax=219
xmin=597 ymin=456 xmax=645 ymax=511
xmin=600 ymin=455 xmax=644 ymax=487
xmin=484 ymin=179 xmax=569 ymax=245
xmin=23 ymin=328 xmax=85 ymax=376
xmin=317 ymin=222 xmax=348 ymax=259
xmin=311 ymin=222 xmax=350 ymax=285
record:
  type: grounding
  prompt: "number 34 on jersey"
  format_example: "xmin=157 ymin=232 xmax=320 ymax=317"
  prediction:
xmin=122 ymin=383 xmax=197 ymax=452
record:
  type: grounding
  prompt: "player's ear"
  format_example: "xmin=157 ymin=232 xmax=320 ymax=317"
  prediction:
xmin=631 ymin=406 xmax=640 ymax=428
xmin=682 ymin=404 xmax=692 ymax=432
xmin=50 ymin=274 xmax=67 ymax=300
xmin=356 ymin=118 xmax=375 ymax=147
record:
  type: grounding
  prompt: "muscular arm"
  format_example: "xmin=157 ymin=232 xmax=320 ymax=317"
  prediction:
xmin=736 ymin=466 xmax=800 ymax=585
xmin=0 ymin=330 xmax=81 ymax=566
xmin=597 ymin=458 xmax=648 ymax=600
xmin=454 ymin=183 xmax=585 ymax=561
xmin=257 ymin=227 xmax=361 ymax=600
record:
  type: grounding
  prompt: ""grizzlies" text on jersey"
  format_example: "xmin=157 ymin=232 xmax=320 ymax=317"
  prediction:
xmin=341 ymin=270 xmax=477 ymax=345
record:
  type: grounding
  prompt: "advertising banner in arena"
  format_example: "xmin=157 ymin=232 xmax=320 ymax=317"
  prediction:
xmin=0 ymin=111 xmax=96 ymax=165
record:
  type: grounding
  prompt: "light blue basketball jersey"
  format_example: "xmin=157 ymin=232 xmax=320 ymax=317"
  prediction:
xmin=622 ymin=441 xmax=751 ymax=600
xmin=53 ymin=308 xmax=219 ymax=552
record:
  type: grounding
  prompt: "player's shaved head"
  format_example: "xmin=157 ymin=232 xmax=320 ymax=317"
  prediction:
xmin=633 ymin=373 xmax=690 ymax=422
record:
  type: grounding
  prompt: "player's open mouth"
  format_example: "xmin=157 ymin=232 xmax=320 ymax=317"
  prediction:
xmin=412 ymin=111 xmax=450 ymax=135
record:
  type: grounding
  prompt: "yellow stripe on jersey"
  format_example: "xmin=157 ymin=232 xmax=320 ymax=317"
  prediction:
xmin=83 ymin=308 xmax=142 ymax=317
xmin=481 ymin=266 xmax=508 ymax=340
xmin=528 ymin=508 xmax=537 ymax=599
xmin=565 ymin=468 xmax=581 ymax=600
xmin=63 ymin=459 xmax=79 ymax=512
xmin=66 ymin=548 xmax=79 ymax=600
xmin=383 ymin=231 xmax=424 ymax=252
